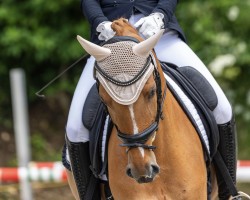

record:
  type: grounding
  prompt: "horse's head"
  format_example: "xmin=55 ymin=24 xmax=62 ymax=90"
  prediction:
xmin=77 ymin=19 xmax=166 ymax=183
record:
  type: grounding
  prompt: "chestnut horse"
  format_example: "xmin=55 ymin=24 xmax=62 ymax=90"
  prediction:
xmin=70 ymin=18 xmax=219 ymax=199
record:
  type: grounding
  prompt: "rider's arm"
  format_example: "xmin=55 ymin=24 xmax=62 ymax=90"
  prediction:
xmin=81 ymin=0 xmax=109 ymax=31
xmin=152 ymin=0 xmax=178 ymax=26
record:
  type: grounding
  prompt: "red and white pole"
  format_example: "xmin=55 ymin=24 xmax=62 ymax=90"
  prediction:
xmin=0 ymin=162 xmax=67 ymax=183
xmin=1 ymin=161 xmax=250 ymax=183
xmin=237 ymin=160 xmax=250 ymax=183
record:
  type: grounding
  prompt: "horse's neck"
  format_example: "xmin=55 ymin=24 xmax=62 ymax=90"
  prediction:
xmin=156 ymin=89 xmax=203 ymax=159
xmin=112 ymin=20 xmax=143 ymax=41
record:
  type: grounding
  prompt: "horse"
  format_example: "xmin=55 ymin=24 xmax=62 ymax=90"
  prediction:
xmin=73 ymin=18 xmax=219 ymax=199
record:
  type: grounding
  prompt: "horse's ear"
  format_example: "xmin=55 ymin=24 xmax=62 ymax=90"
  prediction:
xmin=77 ymin=35 xmax=111 ymax=61
xmin=132 ymin=29 xmax=164 ymax=57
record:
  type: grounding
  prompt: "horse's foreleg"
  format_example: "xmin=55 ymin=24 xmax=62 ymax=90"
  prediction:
xmin=210 ymin=165 xmax=218 ymax=200
xmin=66 ymin=169 xmax=80 ymax=200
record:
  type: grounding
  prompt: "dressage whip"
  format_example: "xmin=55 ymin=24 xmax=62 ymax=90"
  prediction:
xmin=35 ymin=54 xmax=89 ymax=98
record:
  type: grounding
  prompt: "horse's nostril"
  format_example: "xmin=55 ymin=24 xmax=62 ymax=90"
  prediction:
xmin=126 ymin=167 xmax=133 ymax=178
xmin=151 ymin=164 xmax=160 ymax=174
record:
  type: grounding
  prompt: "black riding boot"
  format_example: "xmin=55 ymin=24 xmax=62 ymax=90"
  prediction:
xmin=66 ymin=136 xmax=91 ymax=200
xmin=215 ymin=117 xmax=238 ymax=200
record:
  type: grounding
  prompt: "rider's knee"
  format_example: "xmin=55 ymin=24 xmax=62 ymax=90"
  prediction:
xmin=213 ymin=100 xmax=233 ymax=124
xmin=66 ymin=124 xmax=90 ymax=143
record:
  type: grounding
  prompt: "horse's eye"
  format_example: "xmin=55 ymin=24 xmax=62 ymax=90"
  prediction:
xmin=148 ymin=87 xmax=156 ymax=100
xmin=100 ymin=96 xmax=113 ymax=110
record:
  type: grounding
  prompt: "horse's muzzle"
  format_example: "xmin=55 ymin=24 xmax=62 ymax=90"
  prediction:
xmin=137 ymin=176 xmax=154 ymax=184
xmin=126 ymin=164 xmax=160 ymax=184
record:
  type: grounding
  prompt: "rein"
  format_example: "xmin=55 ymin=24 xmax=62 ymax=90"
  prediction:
xmin=117 ymin=64 xmax=167 ymax=152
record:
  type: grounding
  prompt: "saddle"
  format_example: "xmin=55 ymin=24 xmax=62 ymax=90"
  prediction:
xmin=161 ymin=62 xmax=220 ymax=159
xmin=82 ymin=62 xmax=228 ymax=199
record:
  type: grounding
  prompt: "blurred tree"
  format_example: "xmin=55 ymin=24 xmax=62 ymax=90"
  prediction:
xmin=0 ymin=0 xmax=89 ymax=125
xmin=177 ymin=0 xmax=250 ymax=158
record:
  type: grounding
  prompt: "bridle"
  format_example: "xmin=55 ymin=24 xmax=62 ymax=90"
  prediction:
xmin=95 ymin=36 xmax=167 ymax=152
xmin=117 ymin=64 xmax=167 ymax=152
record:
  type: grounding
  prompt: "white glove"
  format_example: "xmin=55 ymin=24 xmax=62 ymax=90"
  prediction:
xmin=134 ymin=13 xmax=164 ymax=38
xmin=96 ymin=21 xmax=116 ymax=41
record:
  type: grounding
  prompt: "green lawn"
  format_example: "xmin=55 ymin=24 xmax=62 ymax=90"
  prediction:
xmin=237 ymin=183 xmax=250 ymax=196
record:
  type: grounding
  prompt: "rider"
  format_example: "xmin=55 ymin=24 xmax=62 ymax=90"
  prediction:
xmin=63 ymin=1 xmax=238 ymax=199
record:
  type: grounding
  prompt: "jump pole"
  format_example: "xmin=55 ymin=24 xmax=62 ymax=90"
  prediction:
xmin=10 ymin=68 xmax=33 ymax=200
xmin=1 ymin=161 xmax=250 ymax=183
xmin=0 ymin=162 xmax=67 ymax=183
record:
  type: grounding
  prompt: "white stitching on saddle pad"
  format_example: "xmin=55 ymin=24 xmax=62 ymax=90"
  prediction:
xmin=164 ymin=73 xmax=210 ymax=154
xmin=100 ymin=115 xmax=109 ymax=181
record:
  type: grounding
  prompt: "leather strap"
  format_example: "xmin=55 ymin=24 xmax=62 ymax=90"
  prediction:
xmin=213 ymin=151 xmax=238 ymax=198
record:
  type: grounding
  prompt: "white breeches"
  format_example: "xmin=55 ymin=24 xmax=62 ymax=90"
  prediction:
xmin=66 ymin=14 xmax=232 ymax=142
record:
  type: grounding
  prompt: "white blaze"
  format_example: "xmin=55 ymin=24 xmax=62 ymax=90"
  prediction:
xmin=128 ymin=105 xmax=139 ymax=134
xmin=128 ymin=105 xmax=144 ymax=158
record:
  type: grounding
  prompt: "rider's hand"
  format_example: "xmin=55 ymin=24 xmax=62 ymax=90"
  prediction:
xmin=96 ymin=21 xmax=116 ymax=41
xmin=134 ymin=13 xmax=164 ymax=38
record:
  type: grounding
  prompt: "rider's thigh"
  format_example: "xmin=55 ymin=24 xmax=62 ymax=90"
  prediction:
xmin=66 ymin=56 xmax=96 ymax=142
xmin=154 ymin=32 xmax=232 ymax=124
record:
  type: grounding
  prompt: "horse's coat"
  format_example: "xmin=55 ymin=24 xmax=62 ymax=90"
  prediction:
xmin=75 ymin=18 xmax=218 ymax=199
